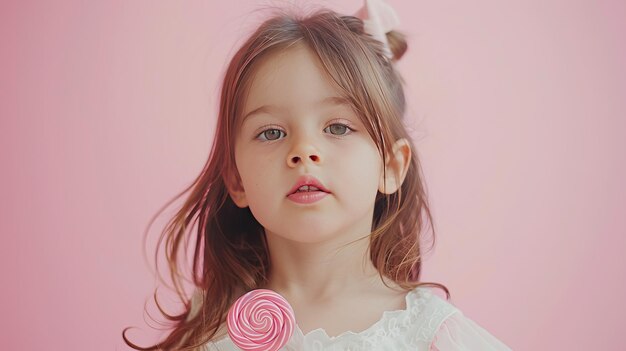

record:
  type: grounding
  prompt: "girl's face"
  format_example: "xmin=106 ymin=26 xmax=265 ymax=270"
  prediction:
xmin=229 ymin=44 xmax=386 ymax=244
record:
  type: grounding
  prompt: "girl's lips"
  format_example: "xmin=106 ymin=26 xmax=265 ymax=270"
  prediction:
xmin=287 ymin=175 xmax=330 ymax=195
xmin=287 ymin=191 xmax=328 ymax=204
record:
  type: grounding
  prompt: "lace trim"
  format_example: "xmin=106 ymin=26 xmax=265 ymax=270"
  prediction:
xmin=297 ymin=287 xmax=421 ymax=341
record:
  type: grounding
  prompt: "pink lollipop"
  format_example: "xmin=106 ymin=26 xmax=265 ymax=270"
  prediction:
xmin=227 ymin=289 xmax=296 ymax=351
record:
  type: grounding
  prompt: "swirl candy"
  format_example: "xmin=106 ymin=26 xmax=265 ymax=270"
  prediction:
xmin=227 ymin=289 xmax=296 ymax=351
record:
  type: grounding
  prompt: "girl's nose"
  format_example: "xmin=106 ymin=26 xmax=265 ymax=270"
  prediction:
xmin=287 ymin=144 xmax=322 ymax=168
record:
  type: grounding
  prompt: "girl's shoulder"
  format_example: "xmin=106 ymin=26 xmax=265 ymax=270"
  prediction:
xmin=185 ymin=289 xmax=230 ymax=344
xmin=408 ymin=285 xmax=460 ymax=317
xmin=412 ymin=287 xmax=513 ymax=350
xmin=404 ymin=286 xmax=462 ymax=338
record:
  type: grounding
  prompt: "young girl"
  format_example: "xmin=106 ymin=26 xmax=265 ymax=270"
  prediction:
xmin=124 ymin=1 xmax=512 ymax=350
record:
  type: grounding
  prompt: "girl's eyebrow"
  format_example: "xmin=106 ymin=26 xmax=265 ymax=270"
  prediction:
xmin=241 ymin=96 xmax=351 ymax=125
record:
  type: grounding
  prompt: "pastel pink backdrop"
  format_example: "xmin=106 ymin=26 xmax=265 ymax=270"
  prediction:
xmin=1 ymin=0 xmax=624 ymax=350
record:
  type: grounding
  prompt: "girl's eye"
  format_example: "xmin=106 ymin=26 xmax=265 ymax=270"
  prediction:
xmin=324 ymin=123 xmax=353 ymax=136
xmin=258 ymin=129 xmax=285 ymax=141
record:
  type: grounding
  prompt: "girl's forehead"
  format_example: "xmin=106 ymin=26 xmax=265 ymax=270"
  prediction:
xmin=243 ymin=45 xmax=341 ymax=111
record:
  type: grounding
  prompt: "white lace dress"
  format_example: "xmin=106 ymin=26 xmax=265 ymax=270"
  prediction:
xmin=201 ymin=287 xmax=512 ymax=350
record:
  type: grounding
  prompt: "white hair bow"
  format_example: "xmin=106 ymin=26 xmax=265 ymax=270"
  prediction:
xmin=354 ymin=0 xmax=401 ymax=59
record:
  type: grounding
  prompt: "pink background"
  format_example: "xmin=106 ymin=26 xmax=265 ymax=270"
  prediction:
xmin=1 ymin=0 xmax=624 ymax=349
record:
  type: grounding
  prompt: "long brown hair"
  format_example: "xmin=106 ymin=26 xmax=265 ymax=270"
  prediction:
xmin=123 ymin=6 xmax=449 ymax=351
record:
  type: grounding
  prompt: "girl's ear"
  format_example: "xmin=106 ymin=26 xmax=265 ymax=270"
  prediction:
xmin=378 ymin=138 xmax=411 ymax=195
xmin=224 ymin=170 xmax=249 ymax=208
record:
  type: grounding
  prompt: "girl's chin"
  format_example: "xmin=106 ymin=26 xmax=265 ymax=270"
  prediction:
xmin=264 ymin=230 xmax=338 ymax=244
